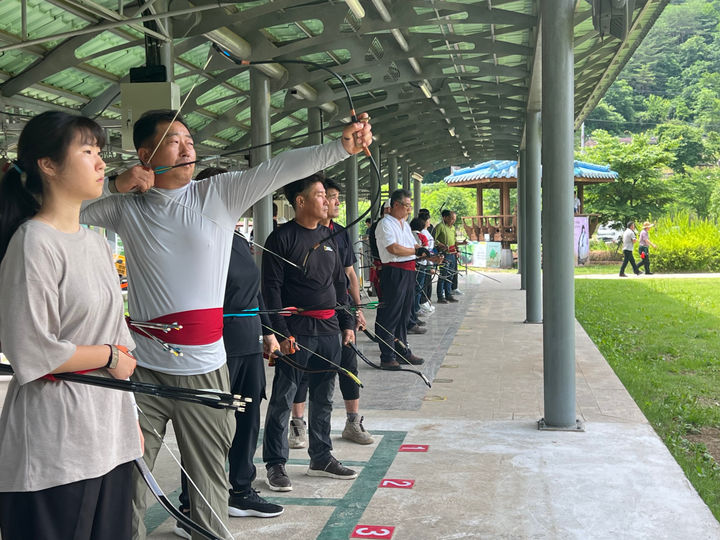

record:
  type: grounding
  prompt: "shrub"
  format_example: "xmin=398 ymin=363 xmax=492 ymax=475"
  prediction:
xmin=652 ymin=212 xmax=720 ymax=272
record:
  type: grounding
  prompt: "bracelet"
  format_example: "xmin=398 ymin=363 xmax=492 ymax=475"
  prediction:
xmin=108 ymin=174 xmax=119 ymax=193
xmin=105 ymin=344 xmax=119 ymax=369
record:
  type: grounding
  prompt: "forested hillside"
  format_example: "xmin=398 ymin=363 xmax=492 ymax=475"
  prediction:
xmin=580 ymin=0 xmax=720 ymax=226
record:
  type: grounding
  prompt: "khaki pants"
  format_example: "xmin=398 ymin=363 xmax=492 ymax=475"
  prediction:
xmin=131 ymin=365 xmax=233 ymax=540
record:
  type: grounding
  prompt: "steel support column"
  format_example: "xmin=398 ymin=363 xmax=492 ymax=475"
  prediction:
xmin=540 ymin=0 xmax=578 ymax=429
xmin=526 ymin=112 xmax=542 ymax=323
xmin=251 ymin=70 xmax=272 ymax=269
xmin=518 ymin=149 xmax=526 ymax=289
xmin=345 ymin=155 xmax=359 ymax=273
xmin=413 ymin=176 xmax=421 ymax=218
xmin=402 ymin=162 xmax=410 ymax=191
xmin=370 ymin=145 xmax=381 ymax=220
xmin=308 ymin=108 xmax=322 ymax=146
xmin=388 ymin=154 xmax=398 ymax=193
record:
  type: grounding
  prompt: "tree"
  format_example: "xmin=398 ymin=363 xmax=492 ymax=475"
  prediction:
xmin=579 ymin=130 xmax=676 ymax=225
xmin=667 ymin=166 xmax=720 ymax=219
xmin=654 ymin=123 xmax=708 ymax=170
xmin=420 ymin=182 xmax=477 ymax=224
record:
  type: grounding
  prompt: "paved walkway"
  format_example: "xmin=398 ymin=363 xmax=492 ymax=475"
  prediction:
xmin=2 ymin=273 xmax=720 ymax=539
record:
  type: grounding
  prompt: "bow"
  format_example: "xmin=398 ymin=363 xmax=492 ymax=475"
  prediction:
xmin=261 ymin=323 xmax=363 ymax=387
xmin=134 ymin=458 xmax=224 ymax=540
xmin=0 ymin=363 xmax=247 ymax=410
xmin=333 ymin=304 xmax=431 ymax=388
xmin=0 ymin=363 xmax=234 ymax=539
xmin=344 ymin=341 xmax=431 ymax=388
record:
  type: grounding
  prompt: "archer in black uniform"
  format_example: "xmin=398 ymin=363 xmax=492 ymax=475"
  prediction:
xmin=262 ymin=174 xmax=357 ymax=492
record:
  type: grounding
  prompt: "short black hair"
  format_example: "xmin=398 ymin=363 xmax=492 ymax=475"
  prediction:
xmin=273 ymin=202 xmax=278 ymax=217
xmin=419 ymin=208 xmax=430 ymax=218
xmin=441 ymin=209 xmax=452 ymax=218
xmin=409 ymin=217 xmax=425 ymax=231
xmin=284 ymin=173 xmax=325 ymax=209
xmin=133 ymin=109 xmax=191 ymax=151
xmin=195 ymin=167 xmax=227 ymax=181
xmin=390 ymin=188 xmax=412 ymax=207
xmin=324 ymin=177 xmax=342 ymax=194
xmin=627 ymin=221 xmax=635 ymax=228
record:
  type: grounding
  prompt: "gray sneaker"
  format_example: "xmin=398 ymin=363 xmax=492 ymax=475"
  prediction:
xmin=342 ymin=416 xmax=374 ymax=445
xmin=266 ymin=463 xmax=292 ymax=492
xmin=288 ymin=418 xmax=307 ymax=449
xmin=307 ymin=456 xmax=358 ymax=479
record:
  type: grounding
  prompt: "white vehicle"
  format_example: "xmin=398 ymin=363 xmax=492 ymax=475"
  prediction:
xmin=596 ymin=222 xmax=622 ymax=243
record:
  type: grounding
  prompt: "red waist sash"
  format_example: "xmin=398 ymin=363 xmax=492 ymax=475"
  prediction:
xmin=298 ymin=309 xmax=336 ymax=320
xmin=383 ymin=260 xmax=416 ymax=271
xmin=128 ymin=308 xmax=224 ymax=346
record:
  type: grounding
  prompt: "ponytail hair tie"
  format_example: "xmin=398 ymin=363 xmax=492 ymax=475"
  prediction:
xmin=12 ymin=162 xmax=28 ymax=188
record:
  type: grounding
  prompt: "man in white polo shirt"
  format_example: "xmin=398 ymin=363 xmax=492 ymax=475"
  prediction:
xmin=374 ymin=189 xmax=428 ymax=369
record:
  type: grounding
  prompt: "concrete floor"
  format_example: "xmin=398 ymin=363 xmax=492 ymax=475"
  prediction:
xmin=2 ymin=272 xmax=719 ymax=539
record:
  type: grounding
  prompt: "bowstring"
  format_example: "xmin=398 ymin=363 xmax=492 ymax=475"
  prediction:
xmin=136 ymin=404 xmax=235 ymax=540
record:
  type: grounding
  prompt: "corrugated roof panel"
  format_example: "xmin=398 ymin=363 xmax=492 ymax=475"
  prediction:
xmin=42 ymin=68 xmax=111 ymax=99
xmin=0 ymin=50 xmax=38 ymax=76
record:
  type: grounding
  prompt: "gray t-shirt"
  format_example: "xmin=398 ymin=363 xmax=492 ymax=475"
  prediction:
xmin=81 ymin=140 xmax=349 ymax=375
xmin=622 ymin=228 xmax=636 ymax=251
xmin=0 ymin=220 xmax=140 ymax=492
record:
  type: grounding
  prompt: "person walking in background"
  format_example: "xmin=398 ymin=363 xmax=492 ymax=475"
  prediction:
xmin=619 ymin=221 xmax=641 ymax=277
xmin=638 ymin=221 xmax=658 ymax=275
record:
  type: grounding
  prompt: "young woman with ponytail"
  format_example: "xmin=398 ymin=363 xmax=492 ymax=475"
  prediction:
xmin=0 ymin=111 xmax=141 ymax=540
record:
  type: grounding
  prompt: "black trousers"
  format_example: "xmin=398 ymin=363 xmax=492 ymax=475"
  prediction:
xmin=0 ymin=461 xmax=133 ymax=540
xmin=264 ymin=334 xmax=339 ymax=466
xmin=639 ymin=246 xmax=651 ymax=273
xmin=179 ymin=352 xmax=266 ymax=504
xmin=620 ymin=249 xmax=640 ymax=275
xmin=294 ymin=329 xmax=360 ymax=404
xmin=375 ymin=266 xmax=415 ymax=363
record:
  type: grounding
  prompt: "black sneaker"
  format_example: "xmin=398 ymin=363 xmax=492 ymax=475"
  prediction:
xmin=408 ymin=325 xmax=427 ymax=334
xmin=229 ymin=488 xmax=284 ymax=518
xmin=436 ymin=298 xmax=448 ymax=304
xmin=307 ymin=455 xmax=358 ymax=479
xmin=266 ymin=463 xmax=292 ymax=492
xmin=447 ymin=295 xmax=459 ymax=303
xmin=415 ymin=319 xmax=426 ymax=326
xmin=172 ymin=506 xmax=191 ymax=539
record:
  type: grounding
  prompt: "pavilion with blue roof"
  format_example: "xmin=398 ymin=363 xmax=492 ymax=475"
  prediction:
xmin=443 ymin=160 xmax=617 ymax=245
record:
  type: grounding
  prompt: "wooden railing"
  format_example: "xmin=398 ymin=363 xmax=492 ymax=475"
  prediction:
xmin=461 ymin=215 xmax=517 ymax=243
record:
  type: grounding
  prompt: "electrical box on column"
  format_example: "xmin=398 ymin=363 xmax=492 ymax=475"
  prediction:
xmin=120 ymin=82 xmax=180 ymax=151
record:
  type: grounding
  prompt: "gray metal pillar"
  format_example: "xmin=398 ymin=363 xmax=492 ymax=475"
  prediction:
xmin=308 ymin=107 xmax=322 ymax=146
xmin=345 ymin=155 xmax=359 ymax=273
xmin=370 ymin=145 xmax=382 ymax=220
xmin=518 ymin=149 xmax=526 ymax=290
xmin=526 ymin=112 xmax=541 ymax=323
xmin=541 ymin=0 xmax=577 ymax=429
xmin=402 ymin=161 xmax=410 ymax=191
xmin=251 ymin=70 xmax=272 ymax=269
xmin=413 ymin=176 xmax=421 ymax=218
xmin=388 ymin=154 xmax=398 ymax=194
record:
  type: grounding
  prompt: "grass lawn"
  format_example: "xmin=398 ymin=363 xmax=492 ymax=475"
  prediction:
xmin=574 ymin=263 xmax=621 ymax=275
xmin=576 ymin=278 xmax=720 ymax=521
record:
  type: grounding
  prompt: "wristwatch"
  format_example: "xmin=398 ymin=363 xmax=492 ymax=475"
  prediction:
xmin=105 ymin=344 xmax=119 ymax=369
xmin=108 ymin=174 xmax=119 ymax=193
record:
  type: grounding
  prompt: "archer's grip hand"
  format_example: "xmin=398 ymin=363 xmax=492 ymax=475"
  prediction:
xmin=415 ymin=247 xmax=430 ymax=258
xmin=341 ymin=112 xmax=372 ymax=155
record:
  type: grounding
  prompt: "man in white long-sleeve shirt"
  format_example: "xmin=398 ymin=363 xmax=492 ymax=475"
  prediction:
xmin=81 ymin=109 xmax=372 ymax=539
xmin=374 ymin=189 xmax=427 ymax=369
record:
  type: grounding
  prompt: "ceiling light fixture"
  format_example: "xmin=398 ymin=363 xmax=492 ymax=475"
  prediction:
xmin=344 ymin=0 xmax=365 ymax=19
